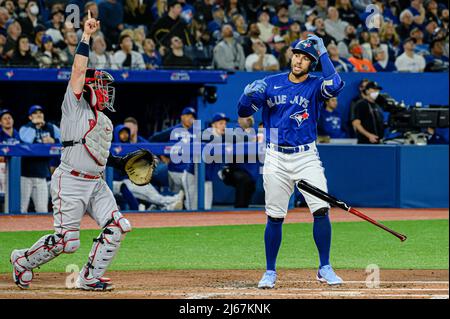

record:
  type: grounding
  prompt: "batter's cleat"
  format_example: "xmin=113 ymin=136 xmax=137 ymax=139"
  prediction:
xmin=316 ymin=265 xmax=343 ymax=285
xmin=258 ymin=270 xmax=277 ymax=289
xmin=10 ymin=249 xmax=33 ymax=289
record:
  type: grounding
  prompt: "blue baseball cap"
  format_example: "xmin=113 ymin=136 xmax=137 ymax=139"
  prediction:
xmin=28 ymin=105 xmax=44 ymax=116
xmin=211 ymin=112 xmax=229 ymax=124
xmin=0 ymin=109 xmax=13 ymax=119
xmin=41 ymin=34 xmax=53 ymax=44
xmin=181 ymin=106 xmax=196 ymax=117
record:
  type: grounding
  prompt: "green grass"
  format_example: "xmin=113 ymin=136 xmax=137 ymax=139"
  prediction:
xmin=0 ymin=219 xmax=448 ymax=273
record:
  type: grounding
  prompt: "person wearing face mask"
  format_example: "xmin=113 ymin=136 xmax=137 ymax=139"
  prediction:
xmin=18 ymin=0 xmax=41 ymax=41
xmin=352 ymin=81 xmax=385 ymax=144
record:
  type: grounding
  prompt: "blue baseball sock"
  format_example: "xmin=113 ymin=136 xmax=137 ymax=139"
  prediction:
xmin=264 ymin=216 xmax=284 ymax=271
xmin=313 ymin=214 xmax=332 ymax=268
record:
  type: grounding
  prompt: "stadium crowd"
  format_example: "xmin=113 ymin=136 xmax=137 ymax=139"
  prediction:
xmin=0 ymin=0 xmax=448 ymax=72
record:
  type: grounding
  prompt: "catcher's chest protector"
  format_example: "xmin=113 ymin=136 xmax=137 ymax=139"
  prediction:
xmin=84 ymin=110 xmax=113 ymax=166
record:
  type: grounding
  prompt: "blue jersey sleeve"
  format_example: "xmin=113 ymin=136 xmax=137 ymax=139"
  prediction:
xmin=318 ymin=54 xmax=345 ymax=100
xmin=237 ymin=79 xmax=267 ymax=117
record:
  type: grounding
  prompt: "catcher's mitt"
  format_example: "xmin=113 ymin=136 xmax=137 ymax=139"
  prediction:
xmin=122 ymin=149 xmax=157 ymax=186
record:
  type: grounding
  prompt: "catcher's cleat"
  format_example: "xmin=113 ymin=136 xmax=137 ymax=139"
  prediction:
xmin=167 ymin=190 xmax=184 ymax=211
xmin=258 ymin=270 xmax=277 ymax=289
xmin=10 ymin=250 xmax=33 ymax=289
xmin=76 ymin=275 xmax=114 ymax=291
xmin=316 ymin=265 xmax=343 ymax=285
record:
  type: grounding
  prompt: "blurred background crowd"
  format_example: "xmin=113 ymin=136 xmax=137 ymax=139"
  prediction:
xmin=0 ymin=0 xmax=448 ymax=72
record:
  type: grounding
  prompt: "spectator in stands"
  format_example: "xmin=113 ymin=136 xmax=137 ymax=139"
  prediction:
xmin=324 ymin=6 xmax=349 ymax=43
xmin=84 ymin=1 xmax=99 ymax=19
xmin=0 ymin=7 xmax=9 ymax=38
xmin=124 ymin=116 xmax=148 ymax=143
xmin=411 ymin=26 xmax=430 ymax=56
xmin=283 ymin=21 xmax=301 ymax=45
xmin=352 ymin=81 xmax=385 ymax=144
xmin=207 ymin=4 xmax=227 ymax=38
xmin=395 ymin=37 xmax=426 ymax=72
xmin=112 ymin=33 xmax=146 ymax=69
xmin=35 ymin=33 xmax=62 ymax=68
xmin=408 ymin=0 xmax=427 ymax=26
xmin=348 ymin=42 xmax=376 ymax=72
xmin=0 ymin=109 xmax=20 ymax=144
xmin=150 ymin=0 xmax=192 ymax=48
xmin=272 ymin=4 xmax=293 ymax=35
xmin=148 ymin=106 xmax=196 ymax=209
xmin=396 ymin=9 xmax=416 ymax=40
xmin=89 ymin=35 xmax=113 ymax=69
xmin=99 ymin=0 xmax=124 ymax=47
xmin=312 ymin=0 xmax=328 ymax=19
xmin=132 ymin=26 xmax=146 ymax=53
xmin=318 ymin=97 xmax=348 ymax=139
xmin=15 ymin=0 xmax=27 ymax=18
xmin=44 ymin=9 xmax=63 ymax=31
xmin=347 ymin=78 xmax=369 ymax=136
xmin=373 ymin=47 xmax=397 ymax=71
xmin=151 ymin=0 xmax=168 ymax=21
xmin=194 ymin=0 xmax=215 ymax=23
xmin=162 ymin=35 xmax=194 ymax=68
xmin=213 ymin=23 xmax=245 ymax=71
xmin=186 ymin=19 xmax=214 ymax=67
xmin=124 ymin=0 xmax=153 ymax=28
xmin=242 ymin=22 xmax=264 ymax=56
xmin=9 ymin=34 xmax=37 ymax=67
xmin=225 ymin=0 xmax=246 ymax=20
xmin=17 ymin=0 xmax=41 ymax=41
xmin=351 ymin=0 xmax=372 ymax=15
xmin=337 ymin=24 xmax=358 ymax=59
xmin=362 ymin=32 xmax=390 ymax=65
xmin=60 ymin=29 xmax=78 ymax=67
xmin=272 ymin=34 xmax=287 ymax=58
xmin=245 ymin=38 xmax=279 ymax=72
xmin=113 ymin=124 xmax=184 ymax=211
xmin=288 ymin=0 xmax=311 ymax=24
xmin=231 ymin=13 xmax=247 ymax=41
xmin=142 ymin=37 xmax=162 ymax=69
xmin=304 ymin=9 xmax=318 ymax=31
xmin=327 ymin=42 xmax=354 ymax=72
xmin=424 ymin=39 xmax=449 ymax=72
xmin=335 ymin=0 xmax=361 ymax=28
xmin=278 ymin=44 xmax=293 ymax=71
xmin=45 ymin=12 xmax=64 ymax=47
xmin=3 ymin=18 xmax=22 ymax=59
xmin=257 ymin=9 xmax=274 ymax=43
xmin=19 ymin=105 xmax=60 ymax=213
xmin=380 ymin=20 xmax=401 ymax=59
xmin=313 ymin=16 xmax=337 ymax=47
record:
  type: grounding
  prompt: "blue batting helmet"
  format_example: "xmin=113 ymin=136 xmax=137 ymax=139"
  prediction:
xmin=291 ymin=39 xmax=320 ymax=71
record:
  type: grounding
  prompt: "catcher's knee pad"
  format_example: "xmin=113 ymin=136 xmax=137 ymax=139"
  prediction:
xmin=15 ymin=230 xmax=80 ymax=270
xmin=313 ymin=207 xmax=329 ymax=218
xmin=83 ymin=212 xmax=131 ymax=280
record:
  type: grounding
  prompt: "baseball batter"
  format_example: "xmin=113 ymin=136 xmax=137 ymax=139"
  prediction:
xmin=237 ymin=35 xmax=345 ymax=288
xmin=10 ymin=12 xmax=132 ymax=291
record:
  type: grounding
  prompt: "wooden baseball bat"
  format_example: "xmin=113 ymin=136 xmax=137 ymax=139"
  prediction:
xmin=297 ymin=180 xmax=407 ymax=242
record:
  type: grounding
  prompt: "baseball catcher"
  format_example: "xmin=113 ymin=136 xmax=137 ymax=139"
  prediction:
xmin=10 ymin=11 xmax=154 ymax=291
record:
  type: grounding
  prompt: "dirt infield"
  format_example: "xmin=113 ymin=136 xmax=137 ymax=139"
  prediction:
xmin=0 ymin=269 xmax=448 ymax=299
xmin=1 ymin=208 xmax=448 ymax=299
xmin=0 ymin=208 xmax=448 ymax=232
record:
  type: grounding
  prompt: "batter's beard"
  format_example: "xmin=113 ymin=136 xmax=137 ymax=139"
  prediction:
xmin=290 ymin=68 xmax=308 ymax=78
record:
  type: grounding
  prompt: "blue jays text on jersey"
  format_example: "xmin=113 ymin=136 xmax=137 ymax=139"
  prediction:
xmin=237 ymin=62 xmax=344 ymax=146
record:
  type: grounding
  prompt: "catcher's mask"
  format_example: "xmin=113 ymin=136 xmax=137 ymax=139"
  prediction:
xmin=83 ymin=68 xmax=116 ymax=112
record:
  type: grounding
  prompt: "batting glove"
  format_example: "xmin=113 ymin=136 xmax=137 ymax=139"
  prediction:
xmin=307 ymin=34 xmax=327 ymax=57
xmin=244 ymin=79 xmax=267 ymax=97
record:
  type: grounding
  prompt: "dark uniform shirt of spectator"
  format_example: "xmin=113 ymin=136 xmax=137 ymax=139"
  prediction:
xmin=353 ymin=99 xmax=385 ymax=144
xmin=19 ymin=115 xmax=60 ymax=178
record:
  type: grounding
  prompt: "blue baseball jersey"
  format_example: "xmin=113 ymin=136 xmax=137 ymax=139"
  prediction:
xmin=238 ymin=71 xmax=344 ymax=146
xmin=318 ymin=109 xmax=347 ymax=138
xmin=0 ymin=128 xmax=20 ymax=144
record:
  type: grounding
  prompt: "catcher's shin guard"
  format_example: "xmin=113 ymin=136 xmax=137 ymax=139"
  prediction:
xmin=11 ymin=230 xmax=80 ymax=289
xmin=77 ymin=211 xmax=131 ymax=290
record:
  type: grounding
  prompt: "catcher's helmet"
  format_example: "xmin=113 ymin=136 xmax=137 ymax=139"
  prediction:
xmin=291 ymin=39 xmax=320 ymax=71
xmin=83 ymin=68 xmax=116 ymax=112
